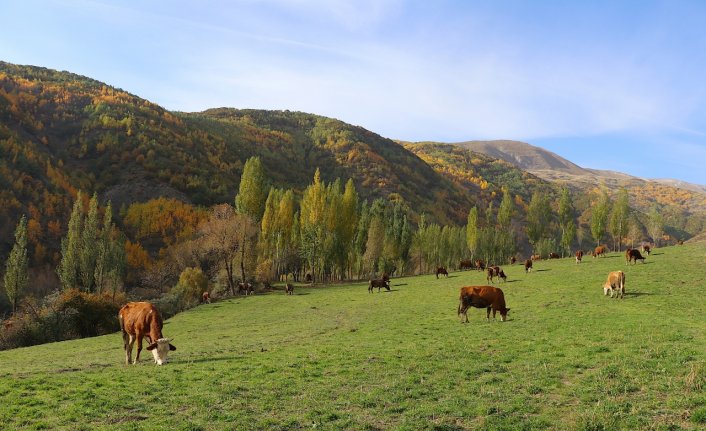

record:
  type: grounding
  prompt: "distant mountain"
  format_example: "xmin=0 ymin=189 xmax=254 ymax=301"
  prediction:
xmin=450 ymin=140 xmax=588 ymax=175
xmin=439 ymin=139 xmax=706 ymax=214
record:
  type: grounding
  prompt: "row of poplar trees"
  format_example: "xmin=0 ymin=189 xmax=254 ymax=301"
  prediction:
xmin=3 ymin=192 xmax=125 ymax=312
xmin=240 ymin=157 xmax=412 ymax=283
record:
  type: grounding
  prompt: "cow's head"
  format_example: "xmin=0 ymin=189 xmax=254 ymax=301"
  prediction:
xmin=146 ymin=338 xmax=176 ymax=365
xmin=500 ymin=308 xmax=510 ymax=321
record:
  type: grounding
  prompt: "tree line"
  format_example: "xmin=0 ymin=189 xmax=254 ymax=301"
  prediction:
xmin=3 ymin=157 xmax=669 ymax=320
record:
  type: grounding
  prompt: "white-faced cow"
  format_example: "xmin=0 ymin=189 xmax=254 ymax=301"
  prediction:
xmin=603 ymin=271 xmax=626 ymax=299
xmin=575 ymin=250 xmax=584 ymax=264
xmin=524 ymin=259 xmax=533 ymax=273
xmin=458 ymin=285 xmax=510 ymax=323
xmin=118 ymin=302 xmax=176 ymax=365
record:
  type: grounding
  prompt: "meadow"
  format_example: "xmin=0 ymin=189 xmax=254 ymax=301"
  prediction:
xmin=1 ymin=243 xmax=705 ymax=430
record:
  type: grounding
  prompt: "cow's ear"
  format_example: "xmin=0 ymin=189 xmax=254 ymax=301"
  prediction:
xmin=146 ymin=343 xmax=158 ymax=351
xmin=169 ymin=344 xmax=176 ymax=351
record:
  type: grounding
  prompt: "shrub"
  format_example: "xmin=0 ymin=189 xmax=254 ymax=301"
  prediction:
xmin=169 ymin=267 xmax=208 ymax=311
xmin=0 ymin=289 xmax=125 ymax=350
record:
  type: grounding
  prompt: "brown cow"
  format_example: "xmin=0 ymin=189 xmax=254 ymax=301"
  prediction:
xmin=201 ymin=291 xmax=211 ymax=303
xmin=642 ymin=244 xmax=651 ymax=255
xmin=436 ymin=267 xmax=449 ymax=279
xmin=524 ymin=259 xmax=533 ymax=273
xmin=486 ymin=266 xmax=507 ymax=283
xmin=459 ymin=260 xmax=474 ymax=270
xmin=593 ymin=245 xmax=607 ymax=257
xmin=458 ymin=285 xmax=510 ymax=322
xmin=285 ymin=283 xmax=294 ymax=295
xmin=368 ymin=279 xmax=390 ymax=293
xmin=548 ymin=252 xmax=560 ymax=259
xmin=531 ymin=254 xmax=541 ymax=261
xmin=510 ymin=256 xmax=516 ymax=265
xmin=603 ymin=271 xmax=626 ymax=299
xmin=118 ymin=302 xmax=176 ymax=365
xmin=475 ymin=259 xmax=486 ymax=271
xmin=626 ymin=249 xmax=646 ymax=264
xmin=575 ymin=250 xmax=584 ymax=264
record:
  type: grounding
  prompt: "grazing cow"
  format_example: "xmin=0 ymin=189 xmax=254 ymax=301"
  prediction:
xmin=642 ymin=244 xmax=651 ymax=255
xmin=459 ymin=260 xmax=474 ymax=270
xmin=238 ymin=282 xmax=254 ymax=295
xmin=524 ymin=259 xmax=533 ymax=273
xmin=626 ymin=249 xmax=646 ymax=264
xmin=475 ymin=259 xmax=486 ymax=271
xmin=510 ymin=256 xmax=516 ymax=265
xmin=548 ymin=252 xmax=560 ymax=259
xmin=368 ymin=279 xmax=390 ymax=293
xmin=201 ymin=291 xmax=211 ymax=303
xmin=458 ymin=285 xmax=510 ymax=323
xmin=118 ymin=302 xmax=176 ymax=365
xmin=603 ymin=271 xmax=626 ymax=299
xmin=531 ymin=254 xmax=541 ymax=261
xmin=285 ymin=283 xmax=294 ymax=295
xmin=304 ymin=273 xmax=313 ymax=283
xmin=593 ymin=245 xmax=607 ymax=258
xmin=486 ymin=266 xmax=507 ymax=283
xmin=436 ymin=266 xmax=449 ymax=279
xmin=575 ymin=250 xmax=584 ymax=264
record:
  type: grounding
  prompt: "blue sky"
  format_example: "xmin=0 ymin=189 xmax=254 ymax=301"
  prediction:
xmin=2 ymin=0 xmax=706 ymax=184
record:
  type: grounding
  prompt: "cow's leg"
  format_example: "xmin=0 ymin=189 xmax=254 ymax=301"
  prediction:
xmin=134 ymin=334 xmax=143 ymax=364
xmin=125 ymin=334 xmax=135 ymax=365
xmin=486 ymin=307 xmax=491 ymax=320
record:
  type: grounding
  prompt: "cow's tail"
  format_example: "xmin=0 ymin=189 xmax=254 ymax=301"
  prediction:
xmin=118 ymin=312 xmax=128 ymax=347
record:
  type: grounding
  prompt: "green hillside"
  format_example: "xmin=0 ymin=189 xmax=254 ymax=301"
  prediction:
xmin=1 ymin=243 xmax=704 ymax=430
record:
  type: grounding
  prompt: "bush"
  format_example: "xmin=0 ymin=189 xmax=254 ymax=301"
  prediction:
xmin=169 ymin=267 xmax=208 ymax=311
xmin=0 ymin=289 xmax=126 ymax=350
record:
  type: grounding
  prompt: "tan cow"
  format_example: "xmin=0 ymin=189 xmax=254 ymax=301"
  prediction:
xmin=603 ymin=271 xmax=626 ymax=299
xmin=118 ymin=302 xmax=176 ymax=365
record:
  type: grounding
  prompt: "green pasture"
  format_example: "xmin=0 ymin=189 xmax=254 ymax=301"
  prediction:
xmin=1 ymin=244 xmax=705 ymax=430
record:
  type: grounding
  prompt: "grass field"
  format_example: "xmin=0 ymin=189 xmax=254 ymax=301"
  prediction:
xmin=1 ymin=244 xmax=705 ymax=430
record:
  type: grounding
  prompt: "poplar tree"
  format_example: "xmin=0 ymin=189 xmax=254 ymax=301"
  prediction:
xmin=466 ymin=206 xmax=479 ymax=259
xmin=590 ymin=189 xmax=611 ymax=247
xmin=609 ymin=188 xmax=630 ymax=251
xmin=79 ymin=193 xmax=99 ymax=292
xmin=497 ymin=187 xmax=514 ymax=229
xmin=299 ymin=169 xmax=326 ymax=281
xmin=526 ymin=192 xmax=551 ymax=250
xmin=235 ymin=156 xmax=268 ymax=223
xmin=558 ymin=187 xmax=577 ymax=256
xmin=341 ymin=179 xmax=359 ymax=277
xmin=4 ymin=216 xmax=28 ymax=313
xmin=94 ymin=201 xmax=112 ymax=293
xmin=647 ymin=205 xmax=664 ymax=246
xmin=58 ymin=192 xmax=83 ymax=290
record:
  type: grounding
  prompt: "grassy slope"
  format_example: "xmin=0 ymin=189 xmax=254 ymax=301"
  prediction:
xmin=1 ymin=244 xmax=705 ymax=430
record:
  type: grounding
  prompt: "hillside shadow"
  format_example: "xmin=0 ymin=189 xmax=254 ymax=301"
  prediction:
xmin=534 ymin=269 xmax=551 ymax=272
xmin=651 ymin=252 xmax=665 ymax=256
xmin=503 ymin=280 xmax=520 ymax=283
xmin=393 ymin=283 xmax=408 ymax=287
